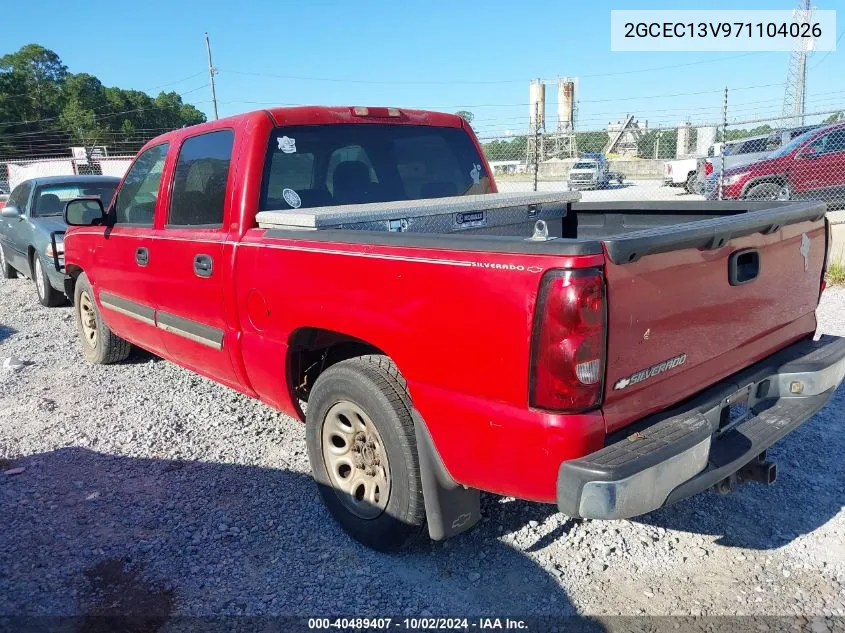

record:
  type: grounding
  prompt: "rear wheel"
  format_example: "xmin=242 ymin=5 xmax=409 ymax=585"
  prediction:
xmin=685 ymin=172 xmax=698 ymax=195
xmin=0 ymin=244 xmax=16 ymax=279
xmin=73 ymin=273 xmax=131 ymax=364
xmin=33 ymin=254 xmax=65 ymax=307
xmin=305 ymin=355 xmax=426 ymax=551
xmin=745 ymin=181 xmax=790 ymax=201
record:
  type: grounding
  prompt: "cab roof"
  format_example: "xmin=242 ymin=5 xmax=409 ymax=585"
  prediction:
xmin=146 ymin=105 xmax=465 ymax=147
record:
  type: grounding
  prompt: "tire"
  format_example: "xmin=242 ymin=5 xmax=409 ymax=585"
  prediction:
xmin=745 ymin=181 xmax=790 ymax=201
xmin=305 ymin=354 xmax=426 ymax=551
xmin=685 ymin=172 xmax=698 ymax=195
xmin=73 ymin=272 xmax=132 ymax=364
xmin=32 ymin=253 xmax=65 ymax=307
xmin=0 ymin=243 xmax=17 ymax=279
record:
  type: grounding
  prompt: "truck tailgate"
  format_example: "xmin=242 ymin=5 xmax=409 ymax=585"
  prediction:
xmin=600 ymin=203 xmax=827 ymax=433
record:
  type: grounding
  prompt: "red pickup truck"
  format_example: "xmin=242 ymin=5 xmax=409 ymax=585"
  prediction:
xmin=61 ymin=106 xmax=844 ymax=551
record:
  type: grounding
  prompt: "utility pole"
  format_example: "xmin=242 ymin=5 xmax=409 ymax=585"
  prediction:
xmin=205 ymin=32 xmax=219 ymax=121
xmin=782 ymin=0 xmax=813 ymax=127
xmin=654 ymin=130 xmax=663 ymax=159
xmin=533 ymin=101 xmax=540 ymax=192
xmin=718 ymin=87 xmax=728 ymax=201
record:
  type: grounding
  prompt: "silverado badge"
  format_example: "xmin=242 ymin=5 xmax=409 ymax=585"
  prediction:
xmin=613 ymin=353 xmax=687 ymax=390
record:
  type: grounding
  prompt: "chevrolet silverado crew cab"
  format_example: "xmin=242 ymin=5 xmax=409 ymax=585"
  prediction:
xmin=60 ymin=105 xmax=844 ymax=551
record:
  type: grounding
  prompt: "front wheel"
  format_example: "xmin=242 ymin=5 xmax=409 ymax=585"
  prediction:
xmin=73 ymin=273 xmax=132 ymax=364
xmin=685 ymin=172 xmax=698 ymax=195
xmin=305 ymin=355 xmax=426 ymax=551
xmin=33 ymin=254 xmax=65 ymax=307
xmin=745 ymin=181 xmax=790 ymax=201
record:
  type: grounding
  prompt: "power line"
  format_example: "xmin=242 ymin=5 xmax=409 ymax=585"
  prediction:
xmin=218 ymin=53 xmax=764 ymax=87
xmin=809 ymin=28 xmax=845 ymax=70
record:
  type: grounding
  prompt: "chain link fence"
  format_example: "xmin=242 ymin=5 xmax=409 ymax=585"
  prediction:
xmin=474 ymin=106 xmax=845 ymax=212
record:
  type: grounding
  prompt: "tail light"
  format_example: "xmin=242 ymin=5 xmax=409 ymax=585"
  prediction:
xmin=529 ymin=268 xmax=606 ymax=412
xmin=821 ymin=219 xmax=831 ymax=300
xmin=667 ymin=164 xmax=672 ymax=175
xmin=705 ymin=160 xmax=713 ymax=176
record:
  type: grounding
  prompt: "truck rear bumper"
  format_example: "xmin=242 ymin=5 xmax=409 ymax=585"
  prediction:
xmin=557 ymin=335 xmax=845 ymax=519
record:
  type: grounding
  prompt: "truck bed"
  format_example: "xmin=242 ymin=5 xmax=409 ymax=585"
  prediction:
xmin=257 ymin=193 xmax=825 ymax=264
xmin=256 ymin=193 xmax=828 ymax=437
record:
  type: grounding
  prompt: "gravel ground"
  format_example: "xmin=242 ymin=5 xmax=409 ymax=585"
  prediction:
xmin=1 ymin=273 xmax=844 ymax=628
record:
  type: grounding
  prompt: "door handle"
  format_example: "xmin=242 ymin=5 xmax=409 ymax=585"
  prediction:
xmin=194 ymin=254 xmax=213 ymax=278
xmin=135 ymin=247 xmax=149 ymax=267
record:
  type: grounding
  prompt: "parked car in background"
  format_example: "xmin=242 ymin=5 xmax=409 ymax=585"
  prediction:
xmin=0 ymin=175 xmax=119 ymax=306
xmin=697 ymin=125 xmax=825 ymax=189
xmin=665 ymin=137 xmax=767 ymax=194
xmin=568 ymin=153 xmax=623 ymax=190
xmin=706 ymin=121 xmax=845 ymax=203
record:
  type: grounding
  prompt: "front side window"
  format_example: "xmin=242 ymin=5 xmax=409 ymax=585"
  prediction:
xmin=819 ymin=130 xmax=845 ymax=155
xmin=168 ymin=130 xmax=234 ymax=227
xmin=114 ymin=143 xmax=169 ymax=226
xmin=32 ymin=182 xmax=117 ymax=217
xmin=260 ymin=124 xmax=491 ymax=211
xmin=6 ymin=182 xmax=33 ymax=212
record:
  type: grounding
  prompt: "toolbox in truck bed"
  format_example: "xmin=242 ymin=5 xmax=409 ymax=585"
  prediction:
xmin=255 ymin=191 xmax=580 ymax=235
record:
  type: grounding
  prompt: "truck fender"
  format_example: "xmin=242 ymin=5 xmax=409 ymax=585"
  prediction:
xmin=412 ymin=409 xmax=480 ymax=540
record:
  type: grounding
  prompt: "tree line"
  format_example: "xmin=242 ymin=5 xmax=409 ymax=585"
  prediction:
xmin=0 ymin=44 xmax=206 ymax=159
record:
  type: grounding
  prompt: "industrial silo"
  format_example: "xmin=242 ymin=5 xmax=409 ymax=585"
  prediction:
xmin=557 ymin=79 xmax=575 ymax=131
xmin=529 ymin=80 xmax=546 ymax=130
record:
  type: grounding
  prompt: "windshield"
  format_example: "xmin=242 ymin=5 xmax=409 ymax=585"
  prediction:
xmin=572 ymin=162 xmax=596 ymax=170
xmin=260 ymin=124 xmax=491 ymax=210
xmin=33 ymin=182 xmax=117 ymax=217
xmin=767 ymin=128 xmax=823 ymax=159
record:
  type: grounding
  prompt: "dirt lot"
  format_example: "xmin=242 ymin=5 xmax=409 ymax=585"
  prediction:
xmin=0 ymin=272 xmax=843 ymax=629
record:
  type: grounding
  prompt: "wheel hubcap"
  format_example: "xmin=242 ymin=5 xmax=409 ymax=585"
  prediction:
xmin=78 ymin=291 xmax=98 ymax=348
xmin=321 ymin=400 xmax=390 ymax=519
xmin=34 ymin=258 xmax=45 ymax=299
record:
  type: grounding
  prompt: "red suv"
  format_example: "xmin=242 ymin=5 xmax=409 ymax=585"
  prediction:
xmin=706 ymin=121 xmax=845 ymax=204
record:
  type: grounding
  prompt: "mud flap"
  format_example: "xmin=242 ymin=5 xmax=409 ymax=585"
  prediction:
xmin=413 ymin=410 xmax=480 ymax=540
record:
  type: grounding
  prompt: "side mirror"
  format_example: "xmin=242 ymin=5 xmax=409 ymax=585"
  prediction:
xmin=1 ymin=204 xmax=21 ymax=218
xmin=800 ymin=147 xmax=818 ymax=160
xmin=64 ymin=197 xmax=106 ymax=226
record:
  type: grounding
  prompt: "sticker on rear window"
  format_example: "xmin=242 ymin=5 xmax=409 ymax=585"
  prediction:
xmin=470 ymin=163 xmax=481 ymax=185
xmin=282 ymin=188 xmax=301 ymax=209
xmin=277 ymin=136 xmax=296 ymax=153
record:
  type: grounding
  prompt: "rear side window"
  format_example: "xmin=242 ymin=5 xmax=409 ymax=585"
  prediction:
xmin=260 ymin=124 xmax=491 ymax=210
xmin=114 ymin=143 xmax=169 ymax=226
xmin=168 ymin=130 xmax=234 ymax=227
xmin=737 ymin=138 xmax=768 ymax=154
